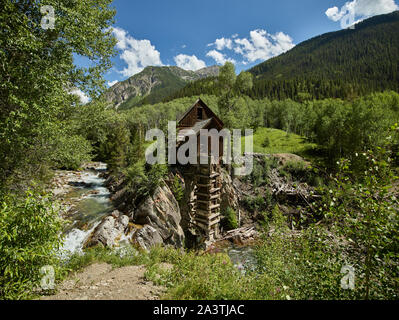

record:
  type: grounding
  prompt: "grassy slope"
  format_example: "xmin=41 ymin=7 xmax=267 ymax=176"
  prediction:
xmin=242 ymin=127 xmax=317 ymax=156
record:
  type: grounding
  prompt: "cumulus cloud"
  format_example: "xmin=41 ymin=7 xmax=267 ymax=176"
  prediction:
xmin=107 ymin=80 xmax=118 ymax=87
xmin=206 ymin=50 xmax=236 ymax=65
xmin=326 ymin=0 xmax=399 ymax=27
xmin=71 ymin=89 xmax=90 ymax=105
xmin=112 ymin=27 xmax=163 ymax=77
xmin=206 ymin=29 xmax=295 ymax=65
xmin=325 ymin=6 xmax=344 ymax=22
xmin=234 ymin=29 xmax=295 ymax=63
xmin=212 ymin=37 xmax=233 ymax=51
xmin=174 ymin=54 xmax=206 ymax=71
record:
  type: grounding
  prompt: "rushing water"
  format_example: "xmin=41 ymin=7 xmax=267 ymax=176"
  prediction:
xmin=61 ymin=163 xmax=115 ymax=256
xmin=227 ymin=245 xmax=256 ymax=271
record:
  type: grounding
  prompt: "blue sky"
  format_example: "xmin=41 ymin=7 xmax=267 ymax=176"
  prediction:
xmin=95 ymin=0 xmax=399 ymax=87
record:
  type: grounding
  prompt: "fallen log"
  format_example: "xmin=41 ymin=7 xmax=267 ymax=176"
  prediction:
xmin=220 ymin=226 xmax=258 ymax=244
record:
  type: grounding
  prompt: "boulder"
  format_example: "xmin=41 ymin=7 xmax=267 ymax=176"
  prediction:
xmin=84 ymin=210 xmax=129 ymax=248
xmin=133 ymin=183 xmax=185 ymax=248
xmin=131 ymin=225 xmax=163 ymax=251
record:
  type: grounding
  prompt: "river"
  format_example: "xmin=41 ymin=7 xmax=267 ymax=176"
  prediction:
xmin=60 ymin=163 xmax=114 ymax=256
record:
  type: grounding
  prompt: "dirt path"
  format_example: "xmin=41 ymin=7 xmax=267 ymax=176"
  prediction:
xmin=41 ymin=263 xmax=165 ymax=300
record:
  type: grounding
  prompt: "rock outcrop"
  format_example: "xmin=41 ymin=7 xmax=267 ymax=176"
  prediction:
xmin=132 ymin=184 xmax=185 ymax=249
xmin=220 ymin=169 xmax=240 ymax=214
xmin=131 ymin=225 xmax=163 ymax=252
xmin=104 ymin=65 xmax=219 ymax=108
xmin=84 ymin=210 xmax=129 ymax=248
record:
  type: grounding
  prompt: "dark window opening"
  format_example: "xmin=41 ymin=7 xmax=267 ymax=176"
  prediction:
xmin=197 ymin=108 xmax=203 ymax=120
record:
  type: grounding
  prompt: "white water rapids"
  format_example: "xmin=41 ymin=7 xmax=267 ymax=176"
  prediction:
xmin=61 ymin=163 xmax=114 ymax=257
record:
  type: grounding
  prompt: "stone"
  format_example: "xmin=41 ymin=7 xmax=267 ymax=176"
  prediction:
xmin=220 ymin=169 xmax=240 ymax=214
xmin=84 ymin=211 xmax=129 ymax=248
xmin=131 ymin=225 xmax=163 ymax=251
xmin=133 ymin=183 xmax=185 ymax=248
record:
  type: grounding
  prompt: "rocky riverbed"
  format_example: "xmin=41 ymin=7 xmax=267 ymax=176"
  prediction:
xmin=51 ymin=162 xmax=116 ymax=256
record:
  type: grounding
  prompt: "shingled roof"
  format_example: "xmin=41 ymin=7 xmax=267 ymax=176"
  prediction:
xmin=177 ymin=98 xmax=223 ymax=129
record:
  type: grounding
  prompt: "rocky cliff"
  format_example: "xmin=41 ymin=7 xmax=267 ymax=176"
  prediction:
xmin=104 ymin=65 xmax=219 ymax=109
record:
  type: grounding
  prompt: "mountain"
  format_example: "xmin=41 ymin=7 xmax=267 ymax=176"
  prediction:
xmin=247 ymin=11 xmax=399 ymax=100
xmin=165 ymin=11 xmax=399 ymax=102
xmin=105 ymin=65 xmax=219 ymax=109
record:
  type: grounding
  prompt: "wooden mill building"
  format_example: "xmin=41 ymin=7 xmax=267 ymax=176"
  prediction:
xmin=176 ymin=98 xmax=224 ymax=245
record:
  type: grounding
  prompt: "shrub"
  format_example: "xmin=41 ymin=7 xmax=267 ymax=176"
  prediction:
xmin=0 ymin=190 xmax=64 ymax=299
xmin=170 ymin=175 xmax=184 ymax=203
xmin=242 ymin=193 xmax=272 ymax=212
xmin=223 ymin=207 xmax=238 ymax=230
xmin=253 ymin=206 xmax=355 ymax=300
xmin=262 ymin=137 xmax=271 ymax=148
xmin=283 ymin=160 xmax=307 ymax=176
xmin=322 ymin=148 xmax=399 ymax=299
xmin=123 ymin=162 xmax=168 ymax=200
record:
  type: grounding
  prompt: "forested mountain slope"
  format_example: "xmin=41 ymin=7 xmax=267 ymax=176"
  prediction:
xmin=166 ymin=11 xmax=399 ymax=102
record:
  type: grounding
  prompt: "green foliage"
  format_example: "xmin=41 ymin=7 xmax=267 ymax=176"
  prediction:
xmin=244 ymin=127 xmax=317 ymax=156
xmin=150 ymin=250 xmax=253 ymax=300
xmin=219 ymin=62 xmax=237 ymax=90
xmin=222 ymin=207 xmax=238 ymax=230
xmin=50 ymin=134 xmax=93 ymax=170
xmin=170 ymin=175 xmax=184 ymax=203
xmin=242 ymin=194 xmax=271 ymax=213
xmin=0 ymin=0 xmax=116 ymax=187
xmin=253 ymin=206 xmax=357 ymax=300
xmin=63 ymin=246 xmax=150 ymax=273
xmin=98 ymin=114 xmax=131 ymax=171
xmin=261 ymin=136 xmax=271 ymax=148
xmin=217 ymin=63 xmax=254 ymax=128
xmin=282 ymin=160 xmax=307 ymax=176
xmin=0 ymin=190 xmax=64 ymax=299
xmin=123 ymin=161 xmax=168 ymax=200
xmin=321 ymin=145 xmax=399 ymax=299
xmin=246 ymin=159 xmax=270 ymax=187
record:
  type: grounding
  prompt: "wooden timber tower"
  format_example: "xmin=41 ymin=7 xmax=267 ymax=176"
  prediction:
xmin=176 ymin=98 xmax=224 ymax=246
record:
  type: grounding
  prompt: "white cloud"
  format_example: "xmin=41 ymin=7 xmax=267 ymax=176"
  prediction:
xmin=71 ymin=89 xmax=90 ymax=105
xmin=233 ymin=29 xmax=295 ymax=63
xmin=174 ymin=54 xmax=206 ymax=71
xmin=206 ymin=50 xmax=236 ymax=65
xmin=107 ymin=80 xmax=118 ymax=87
xmin=326 ymin=0 xmax=399 ymax=27
xmin=213 ymin=37 xmax=233 ymax=51
xmin=112 ymin=27 xmax=163 ymax=77
xmin=326 ymin=6 xmax=344 ymax=22
xmin=207 ymin=29 xmax=295 ymax=65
